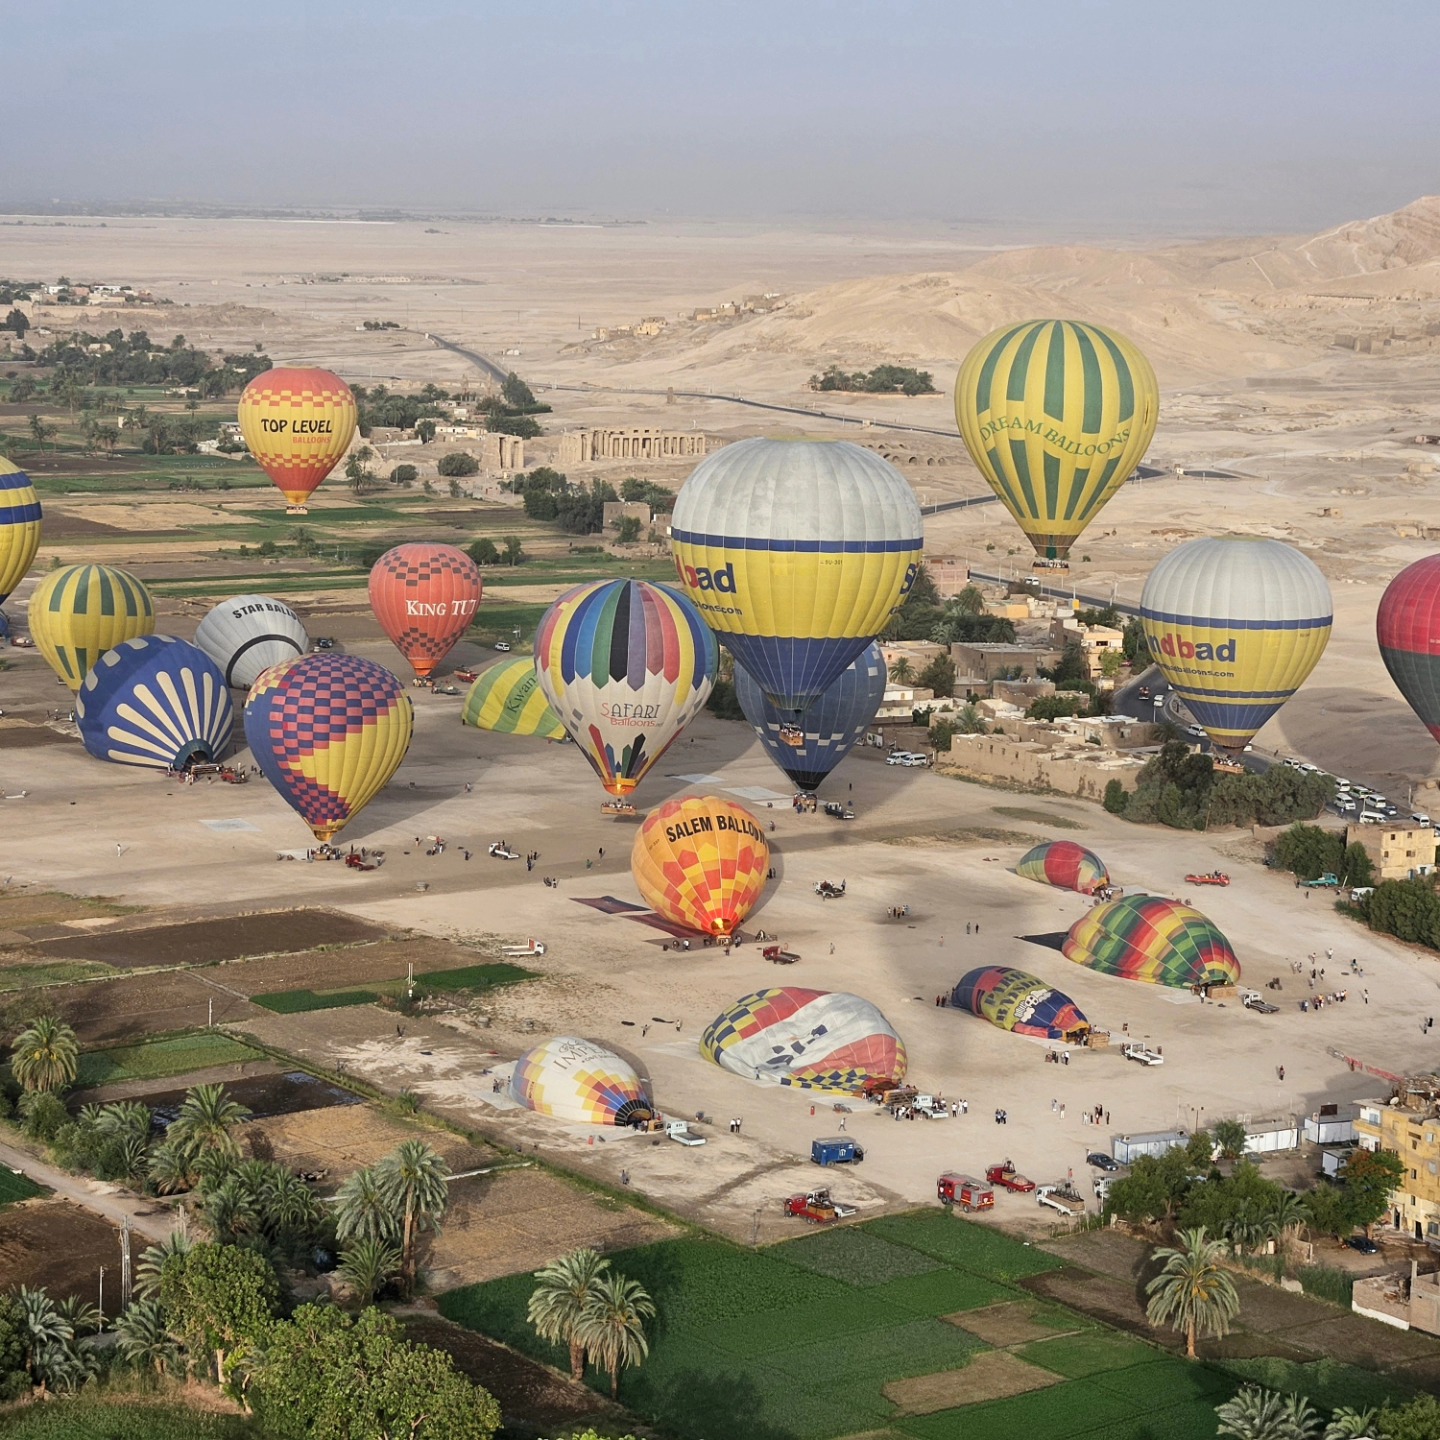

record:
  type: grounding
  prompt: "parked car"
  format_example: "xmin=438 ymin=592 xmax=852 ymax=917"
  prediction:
xmin=1137 ymin=686 xmax=1151 ymax=700
xmin=494 ymin=641 xmax=512 ymax=652
xmin=1346 ymin=1234 xmax=1380 ymax=1255
xmin=1086 ymin=1152 xmax=1120 ymax=1172
xmin=1412 ymin=812 xmax=1432 ymax=826
xmin=313 ymin=637 xmax=336 ymax=650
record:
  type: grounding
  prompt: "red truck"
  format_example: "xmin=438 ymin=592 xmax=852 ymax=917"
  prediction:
xmin=1185 ymin=871 xmax=1230 ymax=887
xmin=986 ymin=1162 xmax=1036 ymax=1194
xmin=783 ymin=1188 xmax=856 ymax=1224
xmin=937 ymin=1173 xmax=994 ymax=1212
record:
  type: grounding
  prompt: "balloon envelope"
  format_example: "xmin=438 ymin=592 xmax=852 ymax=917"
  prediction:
xmin=194 ymin=594 xmax=309 ymax=689
xmin=508 ymin=1036 xmax=652 ymax=1126
xmin=237 ymin=367 xmax=357 ymax=509
xmin=0 ymin=456 xmax=41 ymax=605
xmin=243 ymin=653 xmax=413 ymax=841
xmin=77 ymin=636 xmax=233 ymax=770
xmin=368 ymin=543 xmax=482 ymax=679
xmin=28 ymin=564 xmax=155 ymax=690
xmin=461 ymin=658 xmax=565 ymax=739
xmin=1063 ymin=895 xmax=1240 ymax=989
xmin=535 ymin=579 xmax=717 ymax=796
xmin=735 ymin=641 xmax=886 ymax=791
xmin=1016 ymin=840 xmax=1109 ymax=894
xmin=955 ymin=320 xmax=1158 ymax=565
xmin=670 ymin=437 xmax=923 ymax=711
xmin=1377 ymin=554 xmax=1440 ymax=744
xmin=632 ymin=796 xmax=770 ymax=937
xmin=1139 ymin=537 xmax=1332 ymax=754
xmin=951 ymin=966 xmax=1089 ymax=1042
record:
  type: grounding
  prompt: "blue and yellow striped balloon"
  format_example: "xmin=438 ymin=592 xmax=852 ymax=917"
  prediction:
xmin=28 ymin=563 xmax=155 ymax=690
xmin=0 ymin=456 xmax=42 ymax=606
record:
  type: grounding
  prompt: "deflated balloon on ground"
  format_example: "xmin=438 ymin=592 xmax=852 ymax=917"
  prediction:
xmin=1016 ymin=840 xmax=1110 ymax=894
xmin=951 ymin=966 xmax=1090 ymax=1042
xmin=1063 ymin=895 xmax=1240 ymax=988
xmin=508 ymin=1036 xmax=653 ymax=1126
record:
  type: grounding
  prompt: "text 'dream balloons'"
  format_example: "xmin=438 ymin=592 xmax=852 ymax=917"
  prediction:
xmin=951 ymin=967 xmax=1089 ymax=1042
xmin=76 ymin=636 xmax=233 ymax=771
xmin=955 ymin=320 xmax=1158 ymax=566
xmin=461 ymin=658 xmax=566 ymax=739
xmin=632 ymin=796 xmax=770 ymax=937
xmin=194 ymin=594 xmax=309 ymax=689
xmin=508 ymin=1036 xmax=652 ymax=1126
xmin=237 ymin=367 xmax=357 ymax=511
xmin=535 ymin=579 xmax=717 ymax=796
xmin=1378 ymin=555 xmax=1440 ymax=745
xmin=670 ymin=437 xmax=923 ymax=712
xmin=28 ymin=564 xmax=155 ymax=690
xmin=0 ymin=456 xmax=41 ymax=606
xmin=368 ymin=543 xmax=482 ymax=679
xmin=243 ymin=653 xmax=413 ymax=842
xmin=1139 ymin=537 xmax=1332 ymax=754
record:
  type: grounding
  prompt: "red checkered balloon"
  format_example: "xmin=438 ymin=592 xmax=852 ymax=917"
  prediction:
xmin=369 ymin=543 xmax=482 ymax=679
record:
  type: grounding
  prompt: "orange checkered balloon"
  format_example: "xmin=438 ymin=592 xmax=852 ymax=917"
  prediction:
xmin=238 ymin=367 xmax=358 ymax=510
xmin=631 ymin=796 xmax=770 ymax=938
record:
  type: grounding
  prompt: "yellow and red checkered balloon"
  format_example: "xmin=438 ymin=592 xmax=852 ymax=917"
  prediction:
xmin=238 ymin=367 xmax=357 ymax=509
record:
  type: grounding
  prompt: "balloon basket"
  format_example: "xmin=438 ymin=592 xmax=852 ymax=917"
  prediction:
xmin=285 ymin=505 xmax=310 ymax=516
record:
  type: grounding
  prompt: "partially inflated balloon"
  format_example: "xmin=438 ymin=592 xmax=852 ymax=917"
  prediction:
xmin=243 ymin=654 xmax=413 ymax=841
xmin=28 ymin=564 xmax=155 ymax=690
xmin=77 ymin=636 xmax=233 ymax=770
xmin=1140 ymin=537 xmax=1332 ymax=755
xmin=670 ymin=438 xmax=923 ymax=712
xmin=535 ymin=580 xmax=717 ymax=796
xmin=461 ymin=658 xmax=565 ymax=739
xmin=1378 ymin=555 xmax=1440 ymax=745
xmin=734 ymin=642 xmax=886 ymax=791
xmin=237 ymin=367 xmax=357 ymax=511
xmin=955 ymin=320 xmax=1158 ymax=566
xmin=0 ymin=457 xmax=41 ymax=605
xmin=194 ymin=594 xmax=309 ymax=689
xmin=631 ymin=796 xmax=770 ymax=937
xmin=369 ymin=543 xmax=482 ymax=679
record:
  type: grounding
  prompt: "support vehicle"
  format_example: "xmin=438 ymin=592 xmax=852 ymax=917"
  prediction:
xmin=783 ymin=1188 xmax=856 ymax=1224
xmin=1185 ymin=871 xmax=1230 ymax=886
xmin=823 ymin=801 xmax=856 ymax=820
xmin=911 ymin=1095 xmax=950 ymax=1120
xmin=811 ymin=1136 xmax=865 ymax=1166
xmin=937 ymin=1173 xmax=994 ymax=1211
xmin=666 ymin=1121 xmax=706 ymax=1147
xmin=814 ymin=880 xmax=847 ymax=899
xmin=1122 ymin=1042 xmax=1164 ymax=1066
xmin=1037 ymin=1183 xmax=1087 ymax=1216
xmin=986 ymin=1161 xmax=1036 ymax=1193
xmin=762 ymin=944 xmax=800 ymax=964
xmin=1300 ymin=872 xmax=1340 ymax=888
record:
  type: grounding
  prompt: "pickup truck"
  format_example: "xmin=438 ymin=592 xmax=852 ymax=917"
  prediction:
xmin=1122 ymin=1042 xmax=1164 ymax=1066
xmin=986 ymin=1162 xmax=1036 ymax=1193
xmin=911 ymin=1095 xmax=949 ymax=1120
xmin=1299 ymin=872 xmax=1340 ymax=888
xmin=666 ymin=1122 xmax=706 ymax=1147
xmin=784 ymin=1188 xmax=856 ymax=1224
xmin=1036 ymin=1184 xmax=1087 ymax=1216
xmin=1239 ymin=990 xmax=1279 ymax=1014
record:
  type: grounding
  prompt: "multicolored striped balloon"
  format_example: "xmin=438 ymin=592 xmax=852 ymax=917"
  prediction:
xmin=1016 ymin=840 xmax=1110 ymax=894
xmin=508 ymin=1036 xmax=652 ymax=1126
xmin=0 ymin=456 xmax=41 ymax=605
xmin=1378 ymin=554 xmax=1440 ymax=744
xmin=28 ymin=564 xmax=155 ymax=690
xmin=368 ymin=543 xmax=482 ymax=679
xmin=1062 ymin=895 xmax=1240 ymax=989
xmin=535 ymin=579 xmax=717 ymax=796
xmin=460 ymin=658 xmax=565 ymax=739
xmin=243 ymin=653 xmax=413 ymax=841
xmin=951 ymin=967 xmax=1089 ymax=1042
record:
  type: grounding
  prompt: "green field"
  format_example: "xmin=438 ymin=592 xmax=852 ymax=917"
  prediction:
xmin=0 ymin=1401 xmax=258 ymax=1439
xmin=74 ymin=1033 xmax=265 ymax=1088
xmin=436 ymin=1215 xmax=1241 ymax=1440
xmin=252 ymin=961 xmax=537 ymax=1014
xmin=0 ymin=1167 xmax=44 ymax=1206
xmin=0 ymin=960 xmax=113 ymax=992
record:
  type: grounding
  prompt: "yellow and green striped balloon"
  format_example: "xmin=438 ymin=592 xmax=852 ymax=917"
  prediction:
xmin=28 ymin=564 xmax=155 ymax=690
xmin=955 ymin=320 xmax=1158 ymax=565
xmin=461 ymin=658 xmax=566 ymax=739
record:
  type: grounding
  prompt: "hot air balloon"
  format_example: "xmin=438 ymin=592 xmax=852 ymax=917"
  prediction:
xmin=1377 ymin=555 xmax=1440 ymax=745
xmin=0 ymin=456 xmax=41 ymax=612
xmin=954 ymin=320 xmax=1158 ymax=568
xmin=461 ymin=658 xmax=566 ymax=739
xmin=1062 ymin=896 xmax=1240 ymax=989
xmin=1016 ymin=840 xmax=1110 ymax=895
xmin=368 ymin=543 xmax=482 ymax=679
xmin=243 ymin=653 xmax=413 ymax=841
xmin=194 ymin=594 xmax=309 ymax=689
xmin=631 ymin=796 xmax=770 ymax=938
xmin=1139 ymin=537 xmax=1332 ymax=755
xmin=670 ymin=437 xmax=923 ymax=712
xmin=951 ymin=967 xmax=1090 ymax=1043
xmin=237 ymin=367 xmax=357 ymax=512
xmin=76 ymin=636 xmax=233 ymax=771
xmin=734 ymin=642 xmax=886 ymax=791
xmin=535 ymin=579 xmax=717 ymax=796
xmin=508 ymin=1037 xmax=653 ymax=1126
xmin=701 ymin=988 xmax=906 ymax=1091
xmin=28 ymin=564 xmax=155 ymax=690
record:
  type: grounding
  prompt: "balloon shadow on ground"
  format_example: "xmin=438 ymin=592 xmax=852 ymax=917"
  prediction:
xmin=1021 ymin=931 xmax=1071 ymax=951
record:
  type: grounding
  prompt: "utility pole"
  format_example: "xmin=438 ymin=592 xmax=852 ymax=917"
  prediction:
xmin=98 ymin=1266 xmax=105 ymax=1327
xmin=120 ymin=1218 xmax=132 ymax=1309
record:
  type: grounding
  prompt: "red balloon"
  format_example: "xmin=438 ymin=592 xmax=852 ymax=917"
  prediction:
xmin=1378 ymin=554 xmax=1440 ymax=743
xmin=368 ymin=544 xmax=483 ymax=679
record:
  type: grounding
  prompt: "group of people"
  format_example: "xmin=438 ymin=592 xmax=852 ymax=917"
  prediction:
xmin=1299 ymin=990 xmax=1352 ymax=1012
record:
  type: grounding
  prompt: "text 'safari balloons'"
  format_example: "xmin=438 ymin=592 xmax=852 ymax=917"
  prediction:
xmin=28 ymin=564 xmax=155 ymax=690
xmin=1378 ymin=554 xmax=1440 ymax=745
xmin=461 ymin=658 xmax=565 ymax=739
xmin=368 ymin=543 xmax=482 ymax=679
xmin=535 ymin=579 xmax=717 ymax=797
xmin=243 ymin=653 xmax=413 ymax=842
xmin=670 ymin=437 xmax=923 ymax=712
xmin=955 ymin=320 xmax=1158 ymax=566
xmin=1140 ymin=537 xmax=1332 ymax=755
xmin=237 ymin=367 xmax=357 ymax=511
xmin=77 ymin=636 xmax=233 ymax=771
xmin=0 ymin=456 xmax=41 ymax=606
xmin=631 ymin=796 xmax=769 ymax=938
xmin=194 ymin=594 xmax=309 ymax=689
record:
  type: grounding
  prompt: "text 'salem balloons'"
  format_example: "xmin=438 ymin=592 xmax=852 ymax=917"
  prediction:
xmin=28 ymin=564 xmax=155 ymax=690
xmin=1377 ymin=554 xmax=1440 ymax=744
xmin=193 ymin=594 xmax=309 ymax=689
xmin=461 ymin=658 xmax=566 ymax=739
xmin=1139 ymin=537 xmax=1332 ymax=755
xmin=954 ymin=320 xmax=1158 ymax=566
xmin=535 ymin=579 xmax=717 ymax=797
xmin=632 ymin=796 xmax=770 ymax=938
xmin=1016 ymin=840 xmax=1110 ymax=894
xmin=76 ymin=636 xmax=233 ymax=771
xmin=951 ymin=967 xmax=1090 ymax=1043
xmin=1062 ymin=895 xmax=1240 ymax=988
xmin=670 ymin=438 xmax=923 ymax=712
xmin=243 ymin=653 xmax=413 ymax=841
xmin=701 ymin=987 xmax=907 ymax=1092
xmin=508 ymin=1036 xmax=653 ymax=1126
xmin=734 ymin=641 xmax=886 ymax=792
xmin=368 ymin=543 xmax=482 ymax=679
xmin=0 ymin=456 xmax=42 ymax=607
xmin=237 ymin=367 xmax=357 ymax=510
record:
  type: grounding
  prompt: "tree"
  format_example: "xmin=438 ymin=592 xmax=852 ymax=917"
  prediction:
xmin=918 ymin=654 xmax=956 ymax=699
xmin=616 ymin=515 xmax=643 ymax=544
xmin=1340 ymin=1148 xmax=1405 ymax=1234
xmin=468 ymin=537 xmax=500 ymax=566
xmin=334 ymin=1164 xmax=395 ymax=1246
xmin=528 ymin=1247 xmax=610 ymax=1381
xmin=200 ymin=1174 xmax=261 ymax=1243
xmin=169 ymin=1083 xmax=250 ymax=1163
xmin=376 ymin=1140 xmax=450 ymax=1294
xmin=1103 ymin=779 xmax=1129 ymax=815
xmin=1376 ymin=1394 xmax=1440 ymax=1440
xmin=955 ymin=701 xmax=984 ymax=734
xmin=15 ymin=1286 xmax=71 ymax=1387
xmin=10 ymin=1015 xmax=78 ymax=1092
xmin=3 ymin=308 xmax=29 ymax=339
xmin=437 ymin=451 xmax=479 ymax=477
xmin=134 ymin=1231 xmax=192 ymax=1300
xmin=1301 ymin=1183 xmax=1353 ymax=1244
xmin=1028 ymin=695 xmax=1085 ymax=721
xmin=502 ymin=371 xmax=536 ymax=408
xmin=573 ymin=1270 xmax=655 ymax=1398
xmin=337 ymin=1235 xmax=402 ymax=1304
xmin=0 ymin=1293 xmax=28 ymax=1401
xmin=953 ymin=584 xmax=985 ymax=616
xmin=1324 ymin=1406 xmax=1379 ymax=1438
xmin=889 ymin=658 xmax=914 ymax=684
xmin=1215 ymin=1385 xmax=1321 ymax=1439
xmin=390 ymin=462 xmax=418 ymax=486
xmin=1143 ymin=1227 xmax=1240 ymax=1358
xmin=160 ymin=1242 xmax=279 ymax=1386
xmin=1100 ymin=649 xmax=1126 ymax=680
xmin=1212 ymin=1118 xmax=1248 ymax=1163
xmin=502 ymin=535 xmax=525 ymax=566
xmin=115 ymin=1297 xmax=180 ymax=1378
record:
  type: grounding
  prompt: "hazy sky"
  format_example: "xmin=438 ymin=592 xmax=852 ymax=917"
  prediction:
xmin=6 ymin=1 xmax=1439 ymax=235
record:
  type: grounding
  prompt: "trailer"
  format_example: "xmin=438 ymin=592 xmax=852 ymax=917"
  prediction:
xmin=937 ymin=1173 xmax=994 ymax=1211
xmin=811 ymin=1136 xmax=865 ymax=1166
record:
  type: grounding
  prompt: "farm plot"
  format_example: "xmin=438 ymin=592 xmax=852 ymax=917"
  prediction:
xmin=0 ymin=1168 xmax=44 ymax=1206
xmin=252 ymin=961 xmax=537 ymax=1013
xmin=74 ymin=1033 xmax=266 ymax=1088
xmin=0 ymin=1201 xmax=128 ymax=1319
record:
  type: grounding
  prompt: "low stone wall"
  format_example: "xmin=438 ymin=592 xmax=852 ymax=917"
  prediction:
xmin=937 ymin=735 xmax=1143 ymax=804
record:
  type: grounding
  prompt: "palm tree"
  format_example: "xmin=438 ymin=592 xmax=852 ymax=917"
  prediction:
xmin=1324 ymin=1407 xmax=1379 ymax=1439
xmin=1144 ymin=1227 xmax=1240 ymax=1359
xmin=15 ymin=1286 xmax=72 ymax=1383
xmin=334 ymin=1165 xmax=397 ymax=1246
xmin=147 ymin=1137 xmax=197 ymax=1196
xmin=573 ymin=1271 xmax=655 ymax=1399
xmin=259 ymin=1168 xmax=322 ymax=1242
xmin=10 ymin=1016 xmax=79 ymax=1093
xmin=1215 ymin=1385 xmax=1295 ymax=1439
xmin=889 ymin=658 xmax=914 ymax=684
xmin=375 ymin=1140 xmax=450 ymax=1293
xmin=1270 ymin=1190 xmax=1308 ymax=1255
xmin=168 ymin=1084 xmax=250 ymax=1161
xmin=527 ymin=1247 xmax=611 ymax=1381
xmin=1223 ymin=1199 xmax=1279 ymax=1256
xmin=54 ymin=1294 xmax=103 ymax=1337
xmin=337 ymin=1236 xmax=402 ymax=1304
xmin=115 ymin=1297 xmax=178 ymax=1378
xmin=200 ymin=1175 xmax=260 ymax=1243
xmin=133 ymin=1232 xmax=192 ymax=1301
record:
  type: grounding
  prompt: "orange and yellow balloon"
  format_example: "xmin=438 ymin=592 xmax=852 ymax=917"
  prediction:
xmin=631 ymin=796 xmax=770 ymax=938
xmin=238 ymin=367 xmax=358 ymax=512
